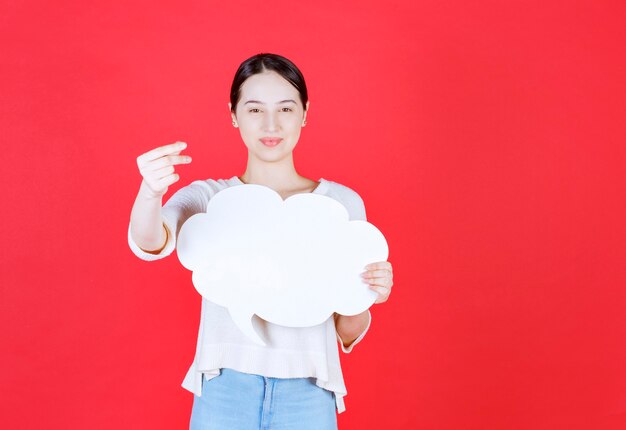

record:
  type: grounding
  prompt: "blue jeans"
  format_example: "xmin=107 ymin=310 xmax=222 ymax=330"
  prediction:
xmin=189 ymin=368 xmax=338 ymax=430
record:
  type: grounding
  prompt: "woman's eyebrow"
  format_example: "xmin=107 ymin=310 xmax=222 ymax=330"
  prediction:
xmin=244 ymin=99 xmax=296 ymax=105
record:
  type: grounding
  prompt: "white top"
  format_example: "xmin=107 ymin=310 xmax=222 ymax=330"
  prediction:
xmin=127 ymin=175 xmax=372 ymax=413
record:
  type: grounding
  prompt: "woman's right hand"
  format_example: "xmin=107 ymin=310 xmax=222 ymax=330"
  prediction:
xmin=136 ymin=141 xmax=192 ymax=199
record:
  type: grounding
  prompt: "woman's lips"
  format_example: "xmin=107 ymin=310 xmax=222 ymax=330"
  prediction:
xmin=260 ymin=137 xmax=283 ymax=147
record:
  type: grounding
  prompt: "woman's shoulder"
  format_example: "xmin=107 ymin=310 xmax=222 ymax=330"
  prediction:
xmin=195 ymin=175 xmax=241 ymax=187
xmin=320 ymin=178 xmax=367 ymax=221
xmin=181 ymin=175 xmax=241 ymax=191
xmin=321 ymin=178 xmax=363 ymax=199
xmin=164 ymin=176 xmax=241 ymax=202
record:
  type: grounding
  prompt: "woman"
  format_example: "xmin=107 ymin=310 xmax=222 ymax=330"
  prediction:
xmin=128 ymin=53 xmax=394 ymax=429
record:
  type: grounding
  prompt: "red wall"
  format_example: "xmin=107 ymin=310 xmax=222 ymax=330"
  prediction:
xmin=1 ymin=1 xmax=625 ymax=429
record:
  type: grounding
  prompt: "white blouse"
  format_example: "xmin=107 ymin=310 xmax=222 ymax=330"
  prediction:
xmin=127 ymin=176 xmax=372 ymax=413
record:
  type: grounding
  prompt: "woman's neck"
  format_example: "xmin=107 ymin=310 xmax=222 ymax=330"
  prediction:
xmin=239 ymin=154 xmax=307 ymax=190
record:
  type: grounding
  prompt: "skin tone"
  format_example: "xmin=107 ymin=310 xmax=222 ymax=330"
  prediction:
xmin=130 ymin=69 xmax=394 ymax=348
xmin=228 ymin=70 xmax=315 ymax=199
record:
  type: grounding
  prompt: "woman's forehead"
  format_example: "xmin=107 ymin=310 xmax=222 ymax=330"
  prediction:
xmin=240 ymin=72 xmax=298 ymax=100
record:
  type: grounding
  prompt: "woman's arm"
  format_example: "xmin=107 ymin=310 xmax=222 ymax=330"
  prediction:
xmin=334 ymin=261 xmax=393 ymax=349
xmin=335 ymin=311 xmax=370 ymax=348
xmin=130 ymin=180 xmax=168 ymax=253
xmin=129 ymin=141 xmax=191 ymax=253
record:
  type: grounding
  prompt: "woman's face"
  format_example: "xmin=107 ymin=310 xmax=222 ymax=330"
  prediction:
xmin=229 ymin=70 xmax=309 ymax=163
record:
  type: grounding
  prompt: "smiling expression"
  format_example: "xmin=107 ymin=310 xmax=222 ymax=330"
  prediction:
xmin=229 ymin=70 xmax=309 ymax=163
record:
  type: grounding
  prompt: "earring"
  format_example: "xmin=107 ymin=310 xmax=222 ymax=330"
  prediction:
xmin=302 ymin=120 xmax=307 ymax=126
xmin=232 ymin=121 xmax=237 ymax=127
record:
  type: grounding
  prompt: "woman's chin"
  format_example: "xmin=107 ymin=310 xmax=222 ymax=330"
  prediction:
xmin=249 ymin=151 xmax=290 ymax=164
xmin=249 ymin=145 xmax=296 ymax=162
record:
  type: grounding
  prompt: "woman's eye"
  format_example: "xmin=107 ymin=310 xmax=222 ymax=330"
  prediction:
xmin=248 ymin=107 xmax=292 ymax=113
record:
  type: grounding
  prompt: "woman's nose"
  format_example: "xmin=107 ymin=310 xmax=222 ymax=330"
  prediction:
xmin=263 ymin=112 xmax=279 ymax=131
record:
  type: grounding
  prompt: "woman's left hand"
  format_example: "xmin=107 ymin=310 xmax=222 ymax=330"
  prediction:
xmin=361 ymin=261 xmax=394 ymax=304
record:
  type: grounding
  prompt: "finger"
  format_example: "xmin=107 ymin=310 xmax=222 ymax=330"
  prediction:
xmin=138 ymin=141 xmax=187 ymax=164
xmin=365 ymin=277 xmax=393 ymax=288
xmin=151 ymin=165 xmax=176 ymax=180
xmin=143 ymin=154 xmax=192 ymax=171
xmin=139 ymin=149 xmax=184 ymax=169
xmin=365 ymin=261 xmax=392 ymax=272
xmin=361 ymin=269 xmax=392 ymax=279
xmin=370 ymin=284 xmax=389 ymax=293
xmin=155 ymin=173 xmax=180 ymax=189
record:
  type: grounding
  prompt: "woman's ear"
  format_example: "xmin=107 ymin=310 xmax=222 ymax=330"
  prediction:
xmin=302 ymin=101 xmax=310 ymax=126
xmin=228 ymin=102 xmax=238 ymax=127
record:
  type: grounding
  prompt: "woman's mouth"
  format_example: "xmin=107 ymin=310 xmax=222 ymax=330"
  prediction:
xmin=260 ymin=137 xmax=283 ymax=147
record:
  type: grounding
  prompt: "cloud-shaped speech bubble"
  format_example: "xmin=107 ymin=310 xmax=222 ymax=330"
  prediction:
xmin=176 ymin=184 xmax=388 ymax=346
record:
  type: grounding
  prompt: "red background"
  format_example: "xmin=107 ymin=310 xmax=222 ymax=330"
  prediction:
xmin=1 ymin=1 xmax=625 ymax=429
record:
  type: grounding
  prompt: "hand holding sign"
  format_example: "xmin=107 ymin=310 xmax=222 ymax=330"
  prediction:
xmin=176 ymin=184 xmax=388 ymax=346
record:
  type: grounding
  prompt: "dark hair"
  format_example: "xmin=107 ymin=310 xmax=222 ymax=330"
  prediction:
xmin=229 ymin=53 xmax=308 ymax=114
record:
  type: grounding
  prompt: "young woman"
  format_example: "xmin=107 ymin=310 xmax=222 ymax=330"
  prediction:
xmin=128 ymin=53 xmax=394 ymax=430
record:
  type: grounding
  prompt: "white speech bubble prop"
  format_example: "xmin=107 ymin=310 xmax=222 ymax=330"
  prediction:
xmin=176 ymin=184 xmax=388 ymax=346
